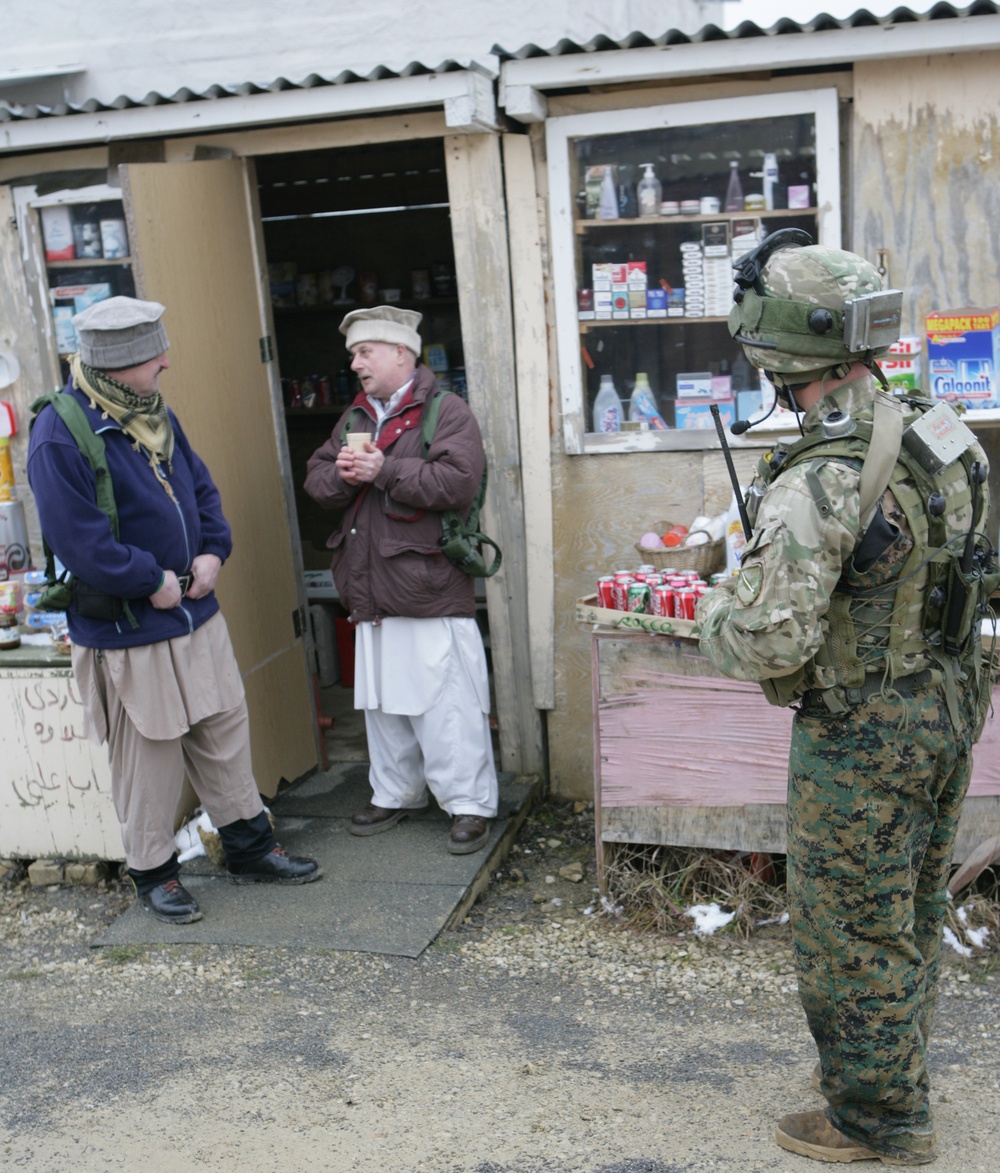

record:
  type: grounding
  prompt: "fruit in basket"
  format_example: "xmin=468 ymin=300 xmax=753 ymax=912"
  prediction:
xmin=662 ymin=524 xmax=688 ymax=547
xmin=640 ymin=531 xmax=664 ymax=549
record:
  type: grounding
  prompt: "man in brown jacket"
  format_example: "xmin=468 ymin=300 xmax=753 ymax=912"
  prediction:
xmin=304 ymin=306 xmax=498 ymax=854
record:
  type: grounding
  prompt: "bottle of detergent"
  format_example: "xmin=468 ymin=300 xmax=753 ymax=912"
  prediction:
xmin=628 ymin=373 xmax=668 ymax=430
xmin=592 ymin=374 xmax=624 ymax=432
xmin=636 ymin=164 xmax=662 ymax=218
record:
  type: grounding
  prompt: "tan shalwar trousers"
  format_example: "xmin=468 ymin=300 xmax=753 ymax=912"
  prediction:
xmin=72 ymin=611 xmax=265 ymax=871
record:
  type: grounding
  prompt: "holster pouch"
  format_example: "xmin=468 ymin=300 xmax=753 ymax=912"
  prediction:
xmin=73 ymin=578 xmax=125 ymax=622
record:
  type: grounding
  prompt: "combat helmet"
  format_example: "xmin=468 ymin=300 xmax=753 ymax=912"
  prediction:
xmin=728 ymin=229 xmax=902 ymax=397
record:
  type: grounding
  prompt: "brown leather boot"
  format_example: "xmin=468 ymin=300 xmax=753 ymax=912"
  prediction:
xmin=448 ymin=814 xmax=490 ymax=854
xmin=776 ymin=1110 xmax=937 ymax=1166
xmin=776 ymin=1111 xmax=882 ymax=1163
xmin=349 ymin=803 xmax=426 ymax=837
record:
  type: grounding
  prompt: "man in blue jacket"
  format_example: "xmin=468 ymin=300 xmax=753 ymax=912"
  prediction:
xmin=27 ymin=296 xmax=320 ymax=924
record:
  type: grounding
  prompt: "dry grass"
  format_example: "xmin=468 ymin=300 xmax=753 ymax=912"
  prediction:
xmin=604 ymin=845 xmax=1000 ymax=960
xmin=602 ymin=843 xmax=787 ymax=939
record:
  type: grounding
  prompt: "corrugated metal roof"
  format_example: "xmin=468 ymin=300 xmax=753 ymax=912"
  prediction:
xmin=0 ymin=59 xmax=473 ymax=124
xmin=492 ymin=2 xmax=1000 ymax=62
xmin=3 ymin=2 xmax=998 ymax=125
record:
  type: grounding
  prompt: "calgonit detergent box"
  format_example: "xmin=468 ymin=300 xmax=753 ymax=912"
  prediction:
xmin=925 ymin=307 xmax=999 ymax=409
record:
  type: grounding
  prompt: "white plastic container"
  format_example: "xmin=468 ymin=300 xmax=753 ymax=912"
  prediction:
xmin=592 ymin=374 xmax=624 ymax=433
xmin=597 ymin=167 xmax=619 ymax=220
xmin=636 ymin=163 xmax=662 ymax=218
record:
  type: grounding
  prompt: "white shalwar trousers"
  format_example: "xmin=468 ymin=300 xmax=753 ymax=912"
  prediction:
xmin=354 ymin=616 xmax=498 ymax=817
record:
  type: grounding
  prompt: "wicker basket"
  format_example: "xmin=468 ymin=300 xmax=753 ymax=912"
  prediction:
xmin=634 ymin=520 xmax=725 ymax=576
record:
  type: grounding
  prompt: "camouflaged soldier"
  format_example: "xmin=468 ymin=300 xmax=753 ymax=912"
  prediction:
xmin=696 ymin=231 xmax=999 ymax=1166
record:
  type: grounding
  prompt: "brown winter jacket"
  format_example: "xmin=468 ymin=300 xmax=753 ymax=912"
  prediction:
xmin=303 ymin=364 xmax=485 ymax=623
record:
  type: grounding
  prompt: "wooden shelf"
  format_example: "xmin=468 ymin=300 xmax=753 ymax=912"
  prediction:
xmin=580 ymin=316 xmax=729 ymax=331
xmin=575 ymin=208 xmax=817 ymax=232
xmin=274 ymin=296 xmax=458 ymax=315
xmin=46 ymin=257 xmax=133 ymax=269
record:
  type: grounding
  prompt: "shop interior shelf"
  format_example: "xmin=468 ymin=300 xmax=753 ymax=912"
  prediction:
xmin=45 ymin=257 xmax=133 ymax=269
xmin=273 ymin=296 xmax=458 ymax=315
xmin=579 ymin=316 xmax=729 ymax=331
xmin=575 ymin=208 xmax=817 ymax=232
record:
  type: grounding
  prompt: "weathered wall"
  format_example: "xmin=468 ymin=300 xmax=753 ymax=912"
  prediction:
xmin=547 ymin=446 xmax=760 ymax=799
xmin=0 ymin=186 xmax=49 ymax=561
xmin=853 ymin=49 xmax=1000 ymax=550
xmin=852 ymin=51 xmax=1000 ymax=330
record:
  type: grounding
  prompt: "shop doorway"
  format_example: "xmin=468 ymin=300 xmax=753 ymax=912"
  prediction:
xmin=253 ymin=139 xmax=491 ymax=742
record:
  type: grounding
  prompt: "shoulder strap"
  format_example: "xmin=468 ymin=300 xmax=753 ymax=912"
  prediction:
xmin=857 ymin=393 xmax=904 ymax=531
xmin=31 ymin=392 xmax=119 ymax=540
xmin=420 ymin=388 xmax=448 ymax=456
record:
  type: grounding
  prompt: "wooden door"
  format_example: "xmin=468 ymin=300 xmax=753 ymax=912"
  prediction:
xmin=121 ymin=159 xmax=317 ymax=797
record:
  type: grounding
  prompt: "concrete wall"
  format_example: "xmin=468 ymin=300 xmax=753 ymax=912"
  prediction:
xmin=1 ymin=1 xmax=719 ymax=109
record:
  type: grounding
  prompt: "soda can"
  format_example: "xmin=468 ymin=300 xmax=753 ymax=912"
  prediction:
xmin=660 ymin=566 xmax=678 ymax=577
xmin=676 ymin=587 xmax=696 ymax=620
xmin=613 ymin=570 xmax=635 ymax=582
xmin=626 ymin=582 xmax=651 ymax=613
xmin=633 ymin=570 xmax=649 ymax=583
xmin=597 ymin=576 xmax=615 ymax=609
xmin=651 ymin=583 xmax=674 ymax=618
xmin=637 ymin=564 xmax=656 ymax=574
xmin=610 ymin=576 xmax=634 ymax=610
xmin=645 ymin=574 xmax=663 ymax=587
xmin=695 ymin=583 xmax=711 ymax=598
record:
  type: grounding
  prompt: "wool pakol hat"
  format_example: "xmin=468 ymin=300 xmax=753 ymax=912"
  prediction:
xmin=340 ymin=306 xmax=422 ymax=356
xmin=72 ymin=296 xmax=170 ymax=369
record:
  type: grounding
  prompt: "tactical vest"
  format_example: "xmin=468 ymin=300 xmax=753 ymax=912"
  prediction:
xmin=746 ymin=395 xmax=997 ymax=731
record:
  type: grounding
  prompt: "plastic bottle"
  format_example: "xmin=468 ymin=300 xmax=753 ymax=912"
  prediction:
xmin=724 ymin=160 xmax=744 ymax=212
xmin=636 ymin=163 xmax=662 ymax=218
xmin=762 ymin=152 xmax=779 ymax=211
xmin=597 ymin=167 xmax=618 ymax=220
xmin=725 ymin=491 xmax=747 ymax=574
xmin=617 ymin=166 xmax=638 ymax=218
xmin=592 ymin=374 xmax=624 ymax=433
xmin=628 ymin=372 xmax=669 ymax=430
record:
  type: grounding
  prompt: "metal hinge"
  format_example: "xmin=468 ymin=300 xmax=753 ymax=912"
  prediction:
xmin=259 ymin=335 xmax=274 ymax=363
xmin=292 ymin=605 xmax=305 ymax=638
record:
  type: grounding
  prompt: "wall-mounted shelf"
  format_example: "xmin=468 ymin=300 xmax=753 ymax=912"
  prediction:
xmin=46 ymin=257 xmax=133 ymax=269
xmin=575 ymin=208 xmax=817 ymax=232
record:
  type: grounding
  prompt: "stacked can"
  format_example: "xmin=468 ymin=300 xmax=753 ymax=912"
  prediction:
xmin=597 ymin=575 xmax=615 ymax=608
xmin=626 ymin=581 xmax=651 ymax=613
xmin=610 ymin=572 xmax=635 ymax=610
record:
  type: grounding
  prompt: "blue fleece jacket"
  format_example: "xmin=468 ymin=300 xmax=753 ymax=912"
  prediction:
xmin=26 ymin=380 xmax=233 ymax=650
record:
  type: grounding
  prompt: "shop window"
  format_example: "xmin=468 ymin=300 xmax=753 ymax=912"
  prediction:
xmin=21 ymin=184 xmax=137 ymax=387
xmin=546 ymin=88 xmax=842 ymax=454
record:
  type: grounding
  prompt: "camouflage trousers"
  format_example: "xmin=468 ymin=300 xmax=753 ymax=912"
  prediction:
xmin=787 ymin=686 xmax=975 ymax=1164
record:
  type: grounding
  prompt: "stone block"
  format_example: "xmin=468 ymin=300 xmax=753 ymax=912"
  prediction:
xmin=28 ymin=859 xmax=65 ymax=886
xmin=65 ymin=861 xmax=110 ymax=885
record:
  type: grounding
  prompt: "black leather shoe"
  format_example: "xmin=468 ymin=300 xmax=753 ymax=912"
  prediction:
xmin=139 ymin=878 xmax=203 ymax=924
xmin=226 ymin=845 xmax=322 ymax=885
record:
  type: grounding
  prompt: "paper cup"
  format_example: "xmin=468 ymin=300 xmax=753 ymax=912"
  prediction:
xmin=345 ymin=432 xmax=372 ymax=452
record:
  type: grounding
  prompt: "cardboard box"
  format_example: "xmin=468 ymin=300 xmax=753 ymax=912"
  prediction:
xmin=675 ymin=401 xmax=734 ymax=429
xmin=646 ymin=288 xmax=667 ymax=318
xmin=675 ymin=371 xmax=713 ymax=399
xmin=881 ymin=358 xmax=921 ymax=393
xmin=712 ymin=375 xmax=733 ymax=401
xmin=925 ymin=307 xmax=999 ymax=408
xmin=627 ymin=262 xmax=647 ymax=287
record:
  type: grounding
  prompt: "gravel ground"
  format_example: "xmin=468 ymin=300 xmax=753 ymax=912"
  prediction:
xmin=2 ymin=801 xmax=998 ymax=1172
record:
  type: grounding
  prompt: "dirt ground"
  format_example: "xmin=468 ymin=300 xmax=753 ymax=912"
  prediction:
xmin=2 ymin=801 xmax=999 ymax=1173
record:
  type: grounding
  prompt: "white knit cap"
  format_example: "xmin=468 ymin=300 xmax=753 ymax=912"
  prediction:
xmin=339 ymin=305 xmax=422 ymax=356
xmin=72 ymin=296 xmax=170 ymax=369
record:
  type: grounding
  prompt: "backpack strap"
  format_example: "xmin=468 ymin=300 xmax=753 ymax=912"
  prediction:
xmin=419 ymin=388 xmax=502 ymax=578
xmin=30 ymin=392 xmax=138 ymax=628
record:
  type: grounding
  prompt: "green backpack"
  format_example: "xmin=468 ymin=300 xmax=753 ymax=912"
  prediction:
xmin=29 ymin=391 xmax=138 ymax=628
xmin=343 ymin=388 xmax=502 ymax=578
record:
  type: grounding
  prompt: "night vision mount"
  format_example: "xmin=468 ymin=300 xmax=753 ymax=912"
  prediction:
xmin=732 ymin=228 xmax=903 ymax=354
